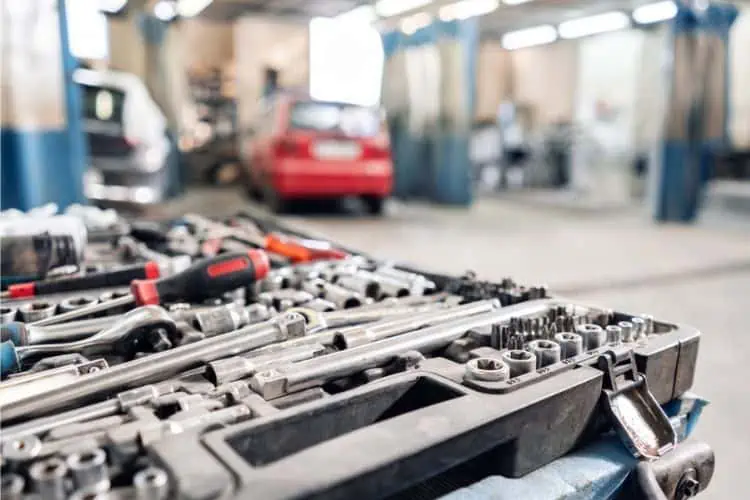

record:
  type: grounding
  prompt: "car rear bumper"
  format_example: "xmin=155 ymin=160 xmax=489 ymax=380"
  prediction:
xmin=272 ymin=160 xmax=393 ymax=198
xmin=84 ymin=169 xmax=166 ymax=205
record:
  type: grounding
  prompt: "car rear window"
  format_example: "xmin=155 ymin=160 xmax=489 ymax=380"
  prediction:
xmin=289 ymin=102 xmax=380 ymax=137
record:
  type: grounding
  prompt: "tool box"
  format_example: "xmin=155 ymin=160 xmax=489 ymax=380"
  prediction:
xmin=0 ymin=208 xmax=714 ymax=500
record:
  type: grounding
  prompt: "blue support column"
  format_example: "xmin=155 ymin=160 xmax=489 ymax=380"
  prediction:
xmin=655 ymin=3 xmax=738 ymax=222
xmin=0 ymin=0 xmax=86 ymax=210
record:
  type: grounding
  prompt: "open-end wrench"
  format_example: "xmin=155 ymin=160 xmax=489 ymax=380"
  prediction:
xmin=1 ymin=312 xmax=306 ymax=422
xmin=250 ymin=299 xmax=593 ymax=399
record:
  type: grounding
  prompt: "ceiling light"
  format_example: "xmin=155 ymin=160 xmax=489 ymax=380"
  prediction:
xmin=633 ymin=1 xmax=678 ymax=24
xmin=154 ymin=1 xmax=177 ymax=21
xmin=375 ymin=0 xmax=433 ymax=18
xmin=558 ymin=11 xmax=630 ymax=39
xmin=99 ymin=0 xmax=127 ymax=13
xmin=502 ymin=25 xmax=557 ymax=50
xmin=401 ymin=12 xmax=433 ymax=34
xmin=177 ymin=0 xmax=212 ymax=18
xmin=502 ymin=0 xmax=534 ymax=5
xmin=439 ymin=0 xmax=499 ymax=21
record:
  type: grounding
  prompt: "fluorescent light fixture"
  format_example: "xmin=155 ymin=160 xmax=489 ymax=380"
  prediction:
xmin=439 ymin=0 xmax=499 ymax=21
xmin=336 ymin=5 xmax=377 ymax=24
xmin=401 ymin=12 xmax=433 ymax=34
xmin=177 ymin=0 xmax=212 ymax=18
xmin=376 ymin=0 xmax=433 ymax=18
xmin=99 ymin=0 xmax=127 ymax=13
xmin=502 ymin=25 xmax=557 ymax=50
xmin=633 ymin=1 xmax=678 ymax=24
xmin=502 ymin=0 xmax=534 ymax=5
xmin=154 ymin=1 xmax=177 ymax=21
xmin=558 ymin=11 xmax=630 ymax=39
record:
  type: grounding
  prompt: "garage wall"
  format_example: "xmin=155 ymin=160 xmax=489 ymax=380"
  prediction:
xmin=179 ymin=19 xmax=234 ymax=73
xmin=511 ymin=40 xmax=578 ymax=126
xmin=730 ymin=7 xmax=750 ymax=148
xmin=474 ymin=41 xmax=511 ymax=122
xmin=234 ymin=16 xmax=309 ymax=129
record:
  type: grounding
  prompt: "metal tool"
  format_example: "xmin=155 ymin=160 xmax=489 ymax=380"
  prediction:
xmin=1 ymin=306 xmax=178 ymax=375
xmin=1 ymin=473 xmax=24 ymax=500
xmin=576 ymin=324 xmax=606 ymax=350
xmin=19 ymin=301 xmax=57 ymax=322
xmin=192 ymin=303 xmax=271 ymax=337
xmin=502 ymin=349 xmax=537 ymax=377
xmin=67 ymin=448 xmax=109 ymax=492
xmin=332 ymin=299 xmax=498 ymax=349
xmin=1 ymin=313 xmax=306 ymax=421
xmin=465 ymin=357 xmax=508 ymax=382
xmin=302 ymin=278 xmax=364 ymax=309
xmin=619 ymin=321 xmax=635 ymax=342
xmin=0 ymin=306 xmax=17 ymax=323
xmin=206 ymin=343 xmax=325 ymax=384
xmin=133 ymin=467 xmax=169 ymax=500
xmin=58 ymin=296 xmax=98 ymax=314
xmin=29 ymin=457 xmax=68 ymax=500
xmin=250 ymin=299 xmax=578 ymax=399
xmin=527 ymin=339 xmax=561 ymax=368
xmin=30 ymin=250 xmax=270 ymax=327
xmin=555 ymin=332 xmax=583 ymax=359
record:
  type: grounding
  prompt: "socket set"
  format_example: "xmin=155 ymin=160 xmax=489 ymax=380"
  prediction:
xmin=0 ymin=210 xmax=704 ymax=500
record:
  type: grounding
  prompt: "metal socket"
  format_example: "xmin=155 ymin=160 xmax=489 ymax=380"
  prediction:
xmin=19 ymin=302 xmax=57 ymax=323
xmin=334 ymin=273 xmax=381 ymax=298
xmin=606 ymin=325 xmax=622 ymax=345
xmin=193 ymin=303 xmax=249 ymax=337
xmin=501 ymin=349 xmax=537 ymax=377
xmin=554 ymin=332 xmax=583 ymax=359
xmin=631 ymin=317 xmax=646 ymax=340
xmin=527 ymin=339 xmax=561 ymax=368
xmin=59 ymin=296 xmax=99 ymax=315
xmin=133 ymin=467 xmax=169 ymax=500
xmin=1 ymin=306 xmax=18 ymax=324
xmin=67 ymin=448 xmax=109 ymax=492
xmin=465 ymin=357 xmax=508 ymax=382
xmin=640 ymin=314 xmax=654 ymax=335
xmin=29 ymin=457 xmax=68 ymax=500
xmin=1 ymin=473 xmax=24 ymax=500
xmin=618 ymin=321 xmax=635 ymax=342
xmin=97 ymin=291 xmax=132 ymax=315
xmin=576 ymin=324 xmax=606 ymax=350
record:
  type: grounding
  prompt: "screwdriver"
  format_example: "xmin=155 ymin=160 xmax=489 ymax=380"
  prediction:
xmin=30 ymin=250 xmax=270 ymax=327
xmin=0 ymin=261 xmax=162 ymax=300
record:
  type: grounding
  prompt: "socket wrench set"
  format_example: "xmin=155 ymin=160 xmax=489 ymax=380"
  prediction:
xmin=0 ymin=209 xmax=706 ymax=499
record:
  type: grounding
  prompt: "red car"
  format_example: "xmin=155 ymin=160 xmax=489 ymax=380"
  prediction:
xmin=242 ymin=96 xmax=393 ymax=214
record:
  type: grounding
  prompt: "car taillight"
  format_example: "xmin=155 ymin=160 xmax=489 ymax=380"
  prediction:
xmin=364 ymin=135 xmax=391 ymax=159
xmin=274 ymin=137 xmax=309 ymax=158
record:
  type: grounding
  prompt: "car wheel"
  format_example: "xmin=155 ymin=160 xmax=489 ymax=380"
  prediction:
xmin=363 ymin=196 xmax=385 ymax=216
xmin=241 ymin=170 xmax=263 ymax=200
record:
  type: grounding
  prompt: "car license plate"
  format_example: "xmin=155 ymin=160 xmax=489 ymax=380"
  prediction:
xmin=313 ymin=141 xmax=361 ymax=160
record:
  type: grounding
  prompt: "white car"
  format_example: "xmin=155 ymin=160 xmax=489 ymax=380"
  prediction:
xmin=75 ymin=68 xmax=178 ymax=205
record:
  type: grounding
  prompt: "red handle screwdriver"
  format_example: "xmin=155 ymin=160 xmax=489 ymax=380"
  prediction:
xmin=1 ymin=262 xmax=161 ymax=300
xmin=31 ymin=250 xmax=270 ymax=327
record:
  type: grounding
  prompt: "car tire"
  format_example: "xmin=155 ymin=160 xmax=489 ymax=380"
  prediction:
xmin=363 ymin=196 xmax=385 ymax=216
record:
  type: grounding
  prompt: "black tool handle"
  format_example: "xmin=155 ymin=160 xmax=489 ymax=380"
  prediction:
xmin=131 ymin=251 xmax=269 ymax=305
xmin=6 ymin=262 xmax=161 ymax=299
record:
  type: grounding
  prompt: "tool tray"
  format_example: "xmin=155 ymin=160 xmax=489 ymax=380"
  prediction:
xmin=0 ymin=209 xmax=704 ymax=500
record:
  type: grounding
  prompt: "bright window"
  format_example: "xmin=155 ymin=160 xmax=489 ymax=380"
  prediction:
xmin=309 ymin=17 xmax=384 ymax=107
xmin=66 ymin=0 xmax=109 ymax=60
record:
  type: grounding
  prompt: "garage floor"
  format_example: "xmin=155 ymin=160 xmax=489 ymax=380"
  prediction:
xmin=160 ymin=187 xmax=750 ymax=499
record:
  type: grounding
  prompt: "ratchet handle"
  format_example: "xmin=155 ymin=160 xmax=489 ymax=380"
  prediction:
xmin=131 ymin=250 xmax=270 ymax=306
xmin=5 ymin=262 xmax=160 ymax=299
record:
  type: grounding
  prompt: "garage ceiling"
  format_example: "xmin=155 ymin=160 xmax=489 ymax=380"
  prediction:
xmin=202 ymin=0 xmax=745 ymax=34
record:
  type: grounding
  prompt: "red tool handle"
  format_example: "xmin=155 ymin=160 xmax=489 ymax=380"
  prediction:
xmin=131 ymin=251 xmax=269 ymax=306
xmin=264 ymin=233 xmax=347 ymax=263
xmin=5 ymin=262 xmax=161 ymax=299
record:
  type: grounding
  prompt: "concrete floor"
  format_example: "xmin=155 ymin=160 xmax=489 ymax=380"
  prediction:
xmin=161 ymin=187 xmax=750 ymax=498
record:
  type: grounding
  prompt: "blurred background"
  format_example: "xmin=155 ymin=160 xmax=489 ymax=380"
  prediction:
xmin=2 ymin=1 xmax=750 ymax=496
